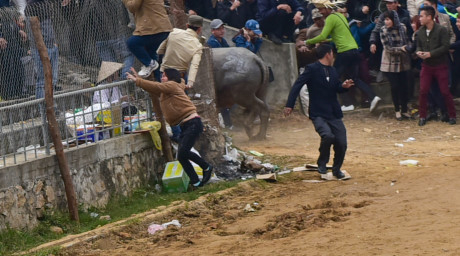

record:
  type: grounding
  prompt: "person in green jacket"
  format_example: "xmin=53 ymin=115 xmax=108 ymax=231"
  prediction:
xmin=307 ymin=0 xmax=381 ymax=113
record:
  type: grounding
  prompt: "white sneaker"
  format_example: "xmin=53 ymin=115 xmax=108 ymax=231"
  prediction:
xmin=341 ymin=105 xmax=355 ymax=112
xmin=370 ymin=96 xmax=381 ymax=112
xmin=320 ymin=173 xmax=328 ymax=180
xmin=138 ymin=60 xmax=159 ymax=78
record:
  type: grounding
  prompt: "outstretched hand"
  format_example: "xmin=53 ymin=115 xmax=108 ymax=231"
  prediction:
xmin=126 ymin=67 xmax=139 ymax=82
xmin=283 ymin=107 xmax=292 ymax=117
xmin=342 ymin=79 xmax=354 ymax=88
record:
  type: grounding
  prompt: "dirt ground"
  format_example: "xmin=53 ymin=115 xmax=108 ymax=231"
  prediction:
xmin=57 ymin=105 xmax=460 ymax=256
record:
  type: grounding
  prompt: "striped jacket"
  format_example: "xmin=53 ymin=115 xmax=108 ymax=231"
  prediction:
xmin=380 ymin=24 xmax=412 ymax=73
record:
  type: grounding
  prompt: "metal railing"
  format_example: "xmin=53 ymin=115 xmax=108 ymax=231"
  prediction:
xmin=0 ymin=80 xmax=155 ymax=168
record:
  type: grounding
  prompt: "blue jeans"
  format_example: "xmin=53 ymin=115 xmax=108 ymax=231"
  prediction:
xmin=33 ymin=45 xmax=59 ymax=99
xmin=96 ymin=38 xmax=134 ymax=79
xmin=126 ymin=32 xmax=169 ymax=66
xmin=177 ymin=117 xmax=210 ymax=184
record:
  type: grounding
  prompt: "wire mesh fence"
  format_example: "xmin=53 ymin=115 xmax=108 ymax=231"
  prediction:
xmin=0 ymin=0 xmax=135 ymax=102
xmin=0 ymin=80 xmax=155 ymax=168
xmin=0 ymin=0 xmax=163 ymax=168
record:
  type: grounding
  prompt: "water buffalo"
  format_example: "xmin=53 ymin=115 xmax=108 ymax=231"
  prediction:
xmin=211 ymin=47 xmax=270 ymax=140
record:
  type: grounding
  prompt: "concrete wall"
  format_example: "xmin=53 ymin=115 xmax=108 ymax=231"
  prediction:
xmin=202 ymin=20 xmax=299 ymax=107
xmin=0 ymin=134 xmax=164 ymax=230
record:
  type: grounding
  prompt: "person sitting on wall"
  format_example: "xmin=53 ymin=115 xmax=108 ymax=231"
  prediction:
xmin=257 ymin=0 xmax=305 ymax=44
xmin=232 ymin=19 xmax=263 ymax=53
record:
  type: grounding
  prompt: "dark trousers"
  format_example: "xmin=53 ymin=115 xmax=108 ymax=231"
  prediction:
xmin=384 ymin=71 xmax=409 ymax=113
xmin=126 ymin=32 xmax=169 ymax=66
xmin=419 ymin=64 xmax=456 ymax=118
xmin=259 ymin=10 xmax=296 ymax=39
xmin=335 ymin=49 xmax=376 ymax=106
xmin=312 ymin=117 xmax=347 ymax=174
xmin=177 ymin=117 xmax=209 ymax=184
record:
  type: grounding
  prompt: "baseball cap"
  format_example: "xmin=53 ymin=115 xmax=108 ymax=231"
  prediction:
xmin=245 ymin=19 xmax=262 ymax=35
xmin=210 ymin=19 xmax=224 ymax=29
xmin=188 ymin=15 xmax=203 ymax=27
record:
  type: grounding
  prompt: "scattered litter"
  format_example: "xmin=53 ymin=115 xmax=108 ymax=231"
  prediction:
xmin=223 ymin=148 xmax=239 ymax=162
xmin=405 ymin=137 xmax=416 ymax=142
xmin=399 ymin=160 xmax=419 ymax=166
xmin=256 ymin=173 xmax=277 ymax=181
xmin=148 ymin=224 xmax=165 ymax=234
xmin=148 ymin=220 xmax=182 ymax=235
xmin=390 ymin=182 xmax=395 ymax=186
xmin=244 ymin=204 xmax=256 ymax=212
xmin=16 ymin=144 xmax=41 ymax=153
xmin=249 ymin=150 xmax=264 ymax=157
xmin=396 ymin=190 xmax=400 ymax=194
xmin=90 ymin=212 xmax=99 ymax=218
xmin=302 ymin=180 xmax=325 ymax=183
xmin=253 ymin=202 xmax=259 ymax=206
xmin=394 ymin=143 xmax=404 ymax=147
xmin=50 ymin=226 xmax=63 ymax=234
xmin=154 ymin=184 xmax=162 ymax=193
xmin=363 ymin=128 xmax=372 ymax=133
xmin=293 ymin=167 xmax=308 ymax=172
xmin=162 ymin=219 xmax=181 ymax=228
xmin=99 ymin=215 xmax=111 ymax=221
xmin=320 ymin=171 xmax=352 ymax=181
xmin=445 ymin=132 xmax=451 ymax=136
xmin=277 ymin=170 xmax=291 ymax=175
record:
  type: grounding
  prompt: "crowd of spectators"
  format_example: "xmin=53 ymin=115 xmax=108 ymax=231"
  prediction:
xmin=1 ymin=0 xmax=460 ymax=127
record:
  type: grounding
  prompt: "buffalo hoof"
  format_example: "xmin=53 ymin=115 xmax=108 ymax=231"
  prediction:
xmin=250 ymin=134 xmax=267 ymax=141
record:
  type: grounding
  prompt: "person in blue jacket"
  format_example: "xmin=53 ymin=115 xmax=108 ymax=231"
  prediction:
xmin=232 ymin=19 xmax=263 ymax=53
xmin=256 ymin=0 xmax=304 ymax=44
xmin=284 ymin=44 xmax=354 ymax=180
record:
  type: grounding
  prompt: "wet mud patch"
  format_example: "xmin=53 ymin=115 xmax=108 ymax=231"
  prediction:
xmin=253 ymin=200 xmax=352 ymax=239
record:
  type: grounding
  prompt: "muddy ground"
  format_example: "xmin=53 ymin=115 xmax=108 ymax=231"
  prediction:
xmin=57 ymin=104 xmax=460 ymax=256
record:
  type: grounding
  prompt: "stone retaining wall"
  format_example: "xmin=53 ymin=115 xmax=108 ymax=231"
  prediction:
xmin=0 ymin=133 xmax=164 ymax=230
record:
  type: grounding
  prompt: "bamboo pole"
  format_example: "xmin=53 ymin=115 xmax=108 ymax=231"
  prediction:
xmin=150 ymin=94 xmax=174 ymax=162
xmin=30 ymin=17 xmax=79 ymax=222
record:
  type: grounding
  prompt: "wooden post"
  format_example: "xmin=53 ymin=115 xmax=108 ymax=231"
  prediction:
xmin=150 ymin=94 xmax=174 ymax=162
xmin=31 ymin=17 xmax=79 ymax=222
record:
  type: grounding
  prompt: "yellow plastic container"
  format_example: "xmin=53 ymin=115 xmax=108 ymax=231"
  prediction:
xmin=162 ymin=161 xmax=203 ymax=193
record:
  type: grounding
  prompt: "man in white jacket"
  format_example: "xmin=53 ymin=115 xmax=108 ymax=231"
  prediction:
xmin=407 ymin=0 xmax=424 ymax=18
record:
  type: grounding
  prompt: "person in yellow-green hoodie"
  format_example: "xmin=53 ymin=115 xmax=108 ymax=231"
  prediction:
xmin=307 ymin=0 xmax=381 ymax=113
xmin=126 ymin=67 xmax=213 ymax=188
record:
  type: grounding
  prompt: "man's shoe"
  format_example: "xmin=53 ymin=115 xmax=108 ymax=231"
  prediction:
xmin=268 ymin=33 xmax=283 ymax=45
xmin=138 ymin=60 xmax=159 ymax=78
xmin=370 ymin=96 xmax=381 ymax=112
xmin=341 ymin=105 xmax=355 ymax=112
xmin=201 ymin=165 xmax=213 ymax=185
xmin=449 ymin=118 xmax=456 ymax=125
xmin=395 ymin=111 xmax=402 ymax=121
xmin=418 ymin=118 xmax=426 ymax=126
xmin=333 ymin=170 xmax=347 ymax=180
xmin=320 ymin=173 xmax=328 ymax=180
xmin=441 ymin=113 xmax=449 ymax=123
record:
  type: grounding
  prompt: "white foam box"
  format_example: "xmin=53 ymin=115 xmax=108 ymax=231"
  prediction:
xmin=162 ymin=161 xmax=203 ymax=193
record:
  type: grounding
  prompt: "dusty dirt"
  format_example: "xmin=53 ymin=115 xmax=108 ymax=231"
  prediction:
xmin=58 ymin=105 xmax=460 ymax=256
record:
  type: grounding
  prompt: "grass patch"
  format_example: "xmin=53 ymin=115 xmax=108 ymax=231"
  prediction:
xmin=0 ymin=180 xmax=240 ymax=256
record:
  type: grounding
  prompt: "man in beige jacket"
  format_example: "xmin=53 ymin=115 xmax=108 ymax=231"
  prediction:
xmin=123 ymin=0 xmax=173 ymax=78
xmin=157 ymin=15 xmax=204 ymax=89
